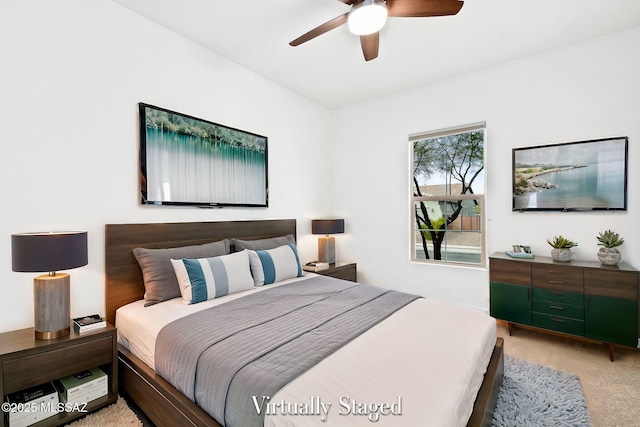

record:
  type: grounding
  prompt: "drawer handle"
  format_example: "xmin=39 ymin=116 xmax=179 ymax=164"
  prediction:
xmin=549 ymin=281 xmax=564 ymax=285
xmin=550 ymin=306 xmax=565 ymax=311
xmin=548 ymin=270 xmax=564 ymax=274
xmin=550 ymin=318 xmax=565 ymax=323
xmin=549 ymin=290 xmax=564 ymax=295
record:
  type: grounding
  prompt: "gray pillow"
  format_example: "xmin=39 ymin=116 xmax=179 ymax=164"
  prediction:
xmin=232 ymin=234 xmax=295 ymax=251
xmin=133 ymin=239 xmax=230 ymax=306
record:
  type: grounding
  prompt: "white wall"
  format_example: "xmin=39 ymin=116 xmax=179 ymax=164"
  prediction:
xmin=1 ymin=2 xmax=638 ymax=334
xmin=0 ymin=1 xmax=332 ymax=333
xmin=331 ymin=26 xmax=640 ymax=311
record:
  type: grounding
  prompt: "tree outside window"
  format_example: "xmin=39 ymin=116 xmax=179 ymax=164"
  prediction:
xmin=411 ymin=125 xmax=485 ymax=266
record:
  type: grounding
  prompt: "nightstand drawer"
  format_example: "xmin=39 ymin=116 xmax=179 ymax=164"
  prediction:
xmin=532 ymin=312 xmax=585 ymax=336
xmin=3 ymin=336 xmax=113 ymax=394
xmin=532 ymin=300 xmax=584 ymax=320
xmin=532 ymin=288 xmax=584 ymax=306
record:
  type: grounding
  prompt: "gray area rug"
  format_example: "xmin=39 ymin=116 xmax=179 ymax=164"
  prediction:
xmin=492 ymin=355 xmax=592 ymax=427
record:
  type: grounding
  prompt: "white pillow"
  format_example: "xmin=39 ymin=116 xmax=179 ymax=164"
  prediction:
xmin=248 ymin=244 xmax=303 ymax=286
xmin=171 ymin=250 xmax=254 ymax=304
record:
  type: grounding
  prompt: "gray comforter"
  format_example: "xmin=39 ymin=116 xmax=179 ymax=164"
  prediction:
xmin=155 ymin=275 xmax=420 ymax=427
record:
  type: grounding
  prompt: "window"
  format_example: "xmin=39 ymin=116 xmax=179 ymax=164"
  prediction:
xmin=410 ymin=123 xmax=486 ymax=266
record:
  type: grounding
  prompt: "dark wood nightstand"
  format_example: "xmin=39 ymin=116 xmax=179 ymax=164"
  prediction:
xmin=307 ymin=262 xmax=357 ymax=282
xmin=0 ymin=324 xmax=118 ymax=426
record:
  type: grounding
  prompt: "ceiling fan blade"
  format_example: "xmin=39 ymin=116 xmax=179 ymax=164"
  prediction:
xmin=360 ymin=32 xmax=379 ymax=61
xmin=289 ymin=12 xmax=349 ymax=46
xmin=336 ymin=0 xmax=357 ymax=4
xmin=387 ymin=0 xmax=463 ymax=18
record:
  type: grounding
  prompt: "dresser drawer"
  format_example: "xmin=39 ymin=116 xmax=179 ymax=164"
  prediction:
xmin=532 ymin=287 xmax=584 ymax=306
xmin=532 ymin=312 xmax=585 ymax=336
xmin=490 ymin=258 xmax=531 ymax=286
xmin=532 ymin=264 xmax=583 ymax=293
xmin=585 ymin=269 xmax=638 ymax=300
xmin=532 ymin=299 xmax=584 ymax=320
xmin=3 ymin=336 xmax=113 ymax=394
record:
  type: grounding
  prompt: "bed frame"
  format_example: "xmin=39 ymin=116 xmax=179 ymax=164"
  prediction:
xmin=105 ymin=219 xmax=504 ymax=427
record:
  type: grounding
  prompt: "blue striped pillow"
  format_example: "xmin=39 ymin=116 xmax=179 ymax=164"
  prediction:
xmin=170 ymin=250 xmax=254 ymax=304
xmin=248 ymin=244 xmax=303 ymax=286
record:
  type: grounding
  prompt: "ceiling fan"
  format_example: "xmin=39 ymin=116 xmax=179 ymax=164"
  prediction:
xmin=289 ymin=0 xmax=463 ymax=61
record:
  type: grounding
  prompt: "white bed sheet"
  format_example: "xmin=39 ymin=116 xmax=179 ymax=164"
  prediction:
xmin=117 ymin=275 xmax=497 ymax=427
xmin=116 ymin=274 xmax=310 ymax=369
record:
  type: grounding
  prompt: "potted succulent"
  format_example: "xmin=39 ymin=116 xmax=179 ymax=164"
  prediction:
xmin=547 ymin=235 xmax=578 ymax=262
xmin=596 ymin=229 xmax=624 ymax=266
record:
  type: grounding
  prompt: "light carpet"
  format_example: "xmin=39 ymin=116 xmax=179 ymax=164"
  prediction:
xmin=492 ymin=355 xmax=591 ymax=426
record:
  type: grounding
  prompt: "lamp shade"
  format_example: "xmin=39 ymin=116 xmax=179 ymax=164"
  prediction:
xmin=12 ymin=231 xmax=88 ymax=273
xmin=312 ymin=219 xmax=345 ymax=235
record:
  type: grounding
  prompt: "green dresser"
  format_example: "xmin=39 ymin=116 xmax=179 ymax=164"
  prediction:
xmin=489 ymin=253 xmax=638 ymax=361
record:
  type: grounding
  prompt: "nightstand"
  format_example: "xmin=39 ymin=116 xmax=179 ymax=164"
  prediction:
xmin=310 ymin=262 xmax=357 ymax=282
xmin=0 ymin=324 xmax=118 ymax=426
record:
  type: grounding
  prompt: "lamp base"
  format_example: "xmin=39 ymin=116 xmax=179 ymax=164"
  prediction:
xmin=35 ymin=327 xmax=70 ymax=340
xmin=318 ymin=236 xmax=336 ymax=264
xmin=34 ymin=273 xmax=70 ymax=340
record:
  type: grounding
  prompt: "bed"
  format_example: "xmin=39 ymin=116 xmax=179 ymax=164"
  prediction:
xmin=105 ymin=219 xmax=503 ymax=427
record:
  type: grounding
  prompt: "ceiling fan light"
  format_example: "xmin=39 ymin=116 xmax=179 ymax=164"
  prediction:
xmin=348 ymin=0 xmax=388 ymax=36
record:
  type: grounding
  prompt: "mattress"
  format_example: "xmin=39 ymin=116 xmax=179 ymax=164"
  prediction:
xmin=117 ymin=274 xmax=497 ymax=426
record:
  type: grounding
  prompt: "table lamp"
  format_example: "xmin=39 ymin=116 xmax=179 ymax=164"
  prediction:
xmin=311 ymin=219 xmax=345 ymax=264
xmin=11 ymin=231 xmax=88 ymax=339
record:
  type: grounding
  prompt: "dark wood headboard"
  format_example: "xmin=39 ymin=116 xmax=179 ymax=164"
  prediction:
xmin=105 ymin=219 xmax=297 ymax=325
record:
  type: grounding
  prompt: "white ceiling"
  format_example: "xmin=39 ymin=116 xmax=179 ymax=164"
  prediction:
xmin=111 ymin=0 xmax=640 ymax=109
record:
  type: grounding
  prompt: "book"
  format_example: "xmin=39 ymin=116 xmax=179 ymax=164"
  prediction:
xmin=303 ymin=262 xmax=330 ymax=272
xmin=73 ymin=321 xmax=106 ymax=333
xmin=55 ymin=368 xmax=107 ymax=405
xmin=57 ymin=383 xmax=107 ymax=407
xmin=505 ymin=250 xmax=534 ymax=259
xmin=7 ymin=382 xmax=56 ymax=404
xmin=6 ymin=381 xmax=58 ymax=427
xmin=73 ymin=315 xmax=106 ymax=333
